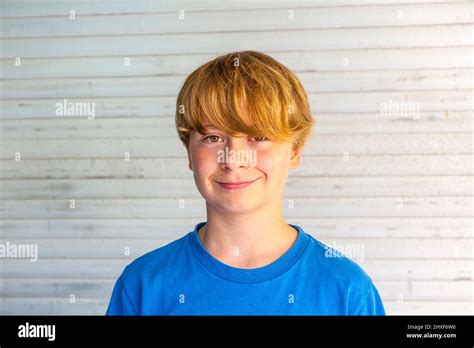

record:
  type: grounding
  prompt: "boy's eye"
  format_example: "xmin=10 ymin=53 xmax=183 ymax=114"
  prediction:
xmin=202 ymin=135 xmax=268 ymax=143
xmin=203 ymin=135 xmax=224 ymax=143
xmin=251 ymin=136 xmax=268 ymax=142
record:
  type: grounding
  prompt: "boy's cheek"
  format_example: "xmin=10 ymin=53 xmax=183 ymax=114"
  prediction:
xmin=189 ymin=150 xmax=216 ymax=169
xmin=257 ymin=151 xmax=286 ymax=169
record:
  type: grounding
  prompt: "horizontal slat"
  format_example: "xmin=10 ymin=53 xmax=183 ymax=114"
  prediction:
xmin=0 ymin=176 xmax=470 ymax=199
xmin=2 ymin=133 xmax=471 ymax=159
xmin=1 ymin=258 xmax=471 ymax=280
xmin=0 ymin=238 xmax=471 ymax=258
xmin=383 ymin=300 xmax=473 ymax=315
xmin=292 ymin=236 xmax=471 ymax=259
xmin=361 ymin=261 xmax=474 ymax=281
xmin=2 ymin=48 xmax=472 ymax=79
xmin=0 ymin=238 xmax=171 ymax=259
xmin=2 ymin=68 xmax=471 ymax=99
xmin=2 ymin=3 xmax=472 ymax=38
xmin=1 ymin=112 xmax=472 ymax=139
xmin=2 ymin=90 xmax=470 ymax=119
xmin=1 ymin=217 xmax=472 ymax=239
xmin=0 ymin=0 xmax=465 ymax=18
xmin=2 ymin=25 xmax=471 ymax=59
xmin=0 ymin=197 xmax=472 ymax=218
xmin=0 ymin=279 xmax=118 ymax=298
xmin=0 ymin=279 xmax=471 ymax=302
xmin=1 ymin=155 xmax=471 ymax=179
xmin=0 ymin=259 xmax=128 ymax=279
xmin=0 ymin=297 xmax=108 ymax=315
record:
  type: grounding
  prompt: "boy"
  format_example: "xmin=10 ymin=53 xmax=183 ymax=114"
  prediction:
xmin=106 ymin=51 xmax=385 ymax=315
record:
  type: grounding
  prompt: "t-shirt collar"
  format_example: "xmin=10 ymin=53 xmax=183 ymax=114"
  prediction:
xmin=188 ymin=221 xmax=310 ymax=284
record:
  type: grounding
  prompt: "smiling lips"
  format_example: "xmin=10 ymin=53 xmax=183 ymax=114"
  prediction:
xmin=216 ymin=178 xmax=259 ymax=190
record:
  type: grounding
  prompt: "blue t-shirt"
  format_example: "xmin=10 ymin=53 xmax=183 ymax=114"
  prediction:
xmin=106 ymin=222 xmax=385 ymax=315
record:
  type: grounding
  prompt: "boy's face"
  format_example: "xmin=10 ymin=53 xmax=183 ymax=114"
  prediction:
xmin=187 ymin=121 xmax=303 ymax=215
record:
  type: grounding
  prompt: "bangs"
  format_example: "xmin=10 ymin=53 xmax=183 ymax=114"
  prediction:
xmin=176 ymin=51 xmax=314 ymax=148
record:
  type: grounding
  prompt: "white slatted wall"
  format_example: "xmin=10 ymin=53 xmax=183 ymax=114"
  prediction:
xmin=0 ymin=0 xmax=473 ymax=315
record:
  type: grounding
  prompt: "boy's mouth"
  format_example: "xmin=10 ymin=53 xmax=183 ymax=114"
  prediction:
xmin=216 ymin=178 xmax=260 ymax=190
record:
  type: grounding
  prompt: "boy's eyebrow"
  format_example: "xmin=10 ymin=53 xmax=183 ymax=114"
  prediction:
xmin=201 ymin=124 xmax=248 ymax=138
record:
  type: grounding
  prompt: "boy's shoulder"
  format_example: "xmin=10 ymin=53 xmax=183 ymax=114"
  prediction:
xmin=304 ymin=232 xmax=374 ymax=289
xmin=302 ymin=231 xmax=384 ymax=315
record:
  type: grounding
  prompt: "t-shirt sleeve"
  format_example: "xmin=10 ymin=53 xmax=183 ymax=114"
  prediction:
xmin=105 ymin=274 xmax=139 ymax=316
xmin=352 ymin=282 xmax=386 ymax=316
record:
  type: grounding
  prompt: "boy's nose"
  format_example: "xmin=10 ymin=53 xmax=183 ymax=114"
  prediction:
xmin=219 ymin=138 xmax=251 ymax=170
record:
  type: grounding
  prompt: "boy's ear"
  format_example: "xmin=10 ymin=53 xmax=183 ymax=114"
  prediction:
xmin=187 ymin=148 xmax=193 ymax=171
xmin=289 ymin=144 xmax=304 ymax=169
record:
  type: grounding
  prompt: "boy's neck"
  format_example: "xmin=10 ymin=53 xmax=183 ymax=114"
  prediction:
xmin=197 ymin=208 xmax=298 ymax=269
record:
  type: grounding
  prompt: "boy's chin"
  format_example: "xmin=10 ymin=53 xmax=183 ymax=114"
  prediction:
xmin=211 ymin=200 xmax=264 ymax=215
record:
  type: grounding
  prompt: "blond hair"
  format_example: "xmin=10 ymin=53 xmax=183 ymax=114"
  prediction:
xmin=175 ymin=51 xmax=315 ymax=150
